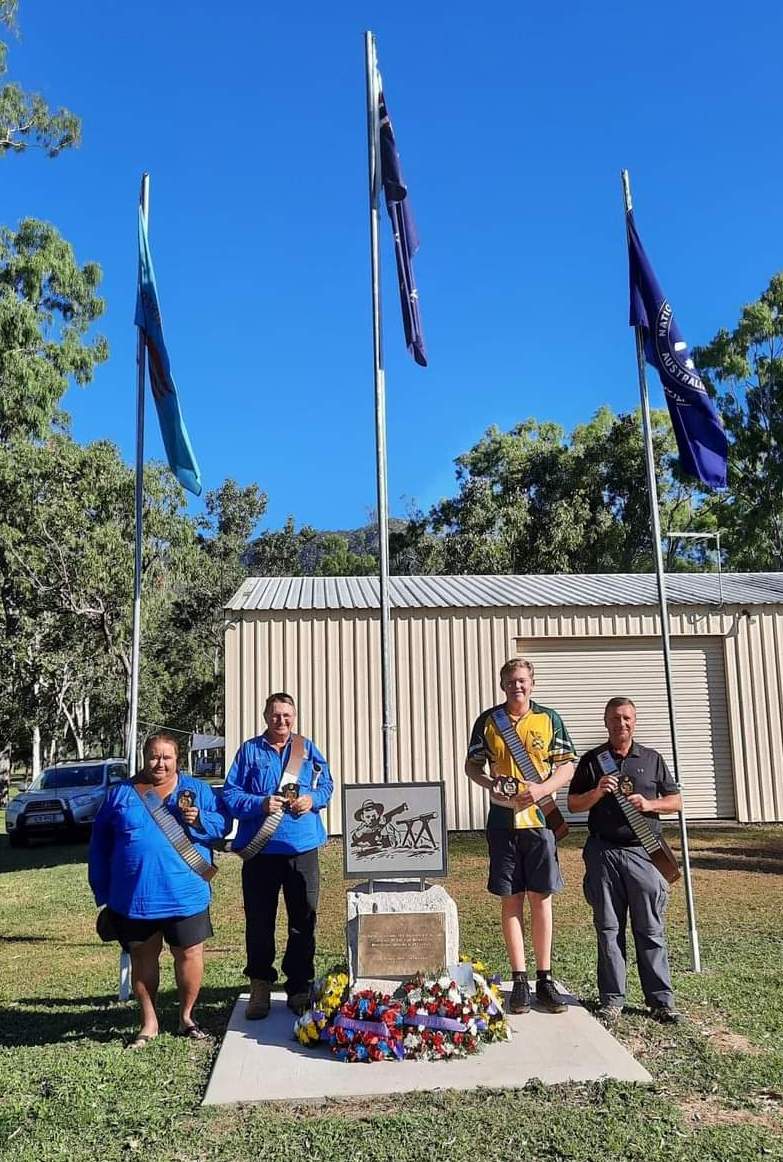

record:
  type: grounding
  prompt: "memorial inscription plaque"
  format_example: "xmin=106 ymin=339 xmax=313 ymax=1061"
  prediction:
xmin=356 ymin=912 xmax=446 ymax=979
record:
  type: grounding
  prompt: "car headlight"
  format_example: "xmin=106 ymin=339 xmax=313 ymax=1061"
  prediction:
xmin=72 ymin=793 xmax=99 ymax=809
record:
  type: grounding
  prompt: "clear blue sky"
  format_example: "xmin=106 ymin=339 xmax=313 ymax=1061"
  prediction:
xmin=6 ymin=1 xmax=782 ymax=531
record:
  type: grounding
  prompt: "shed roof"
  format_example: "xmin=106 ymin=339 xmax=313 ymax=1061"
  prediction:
xmin=226 ymin=573 xmax=783 ymax=613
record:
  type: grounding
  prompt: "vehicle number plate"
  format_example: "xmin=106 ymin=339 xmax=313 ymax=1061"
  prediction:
xmin=27 ymin=812 xmax=64 ymax=825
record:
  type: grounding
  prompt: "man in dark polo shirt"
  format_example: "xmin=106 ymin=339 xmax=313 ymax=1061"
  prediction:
xmin=568 ymin=697 xmax=682 ymax=1024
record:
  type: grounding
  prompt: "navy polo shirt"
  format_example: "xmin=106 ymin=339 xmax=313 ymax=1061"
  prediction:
xmin=569 ymin=740 xmax=679 ymax=846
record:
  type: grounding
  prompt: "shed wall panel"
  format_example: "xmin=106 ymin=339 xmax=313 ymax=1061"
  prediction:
xmin=514 ymin=636 xmax=735 ymax=822
xmin=224 ymin=602 xmax=783 ymax=830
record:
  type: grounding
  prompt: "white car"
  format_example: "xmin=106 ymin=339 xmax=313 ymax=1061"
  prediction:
xmin=5 ymin=758 xmax=128 ymax=847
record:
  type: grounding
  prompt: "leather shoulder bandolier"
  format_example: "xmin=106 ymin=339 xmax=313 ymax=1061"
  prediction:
xmin=595 ymin=749 xmax=680 ymax=884
xmin=491 ymin=707 xmax=569 ymax=841
xmin=232 ymin=734 xmax=307 ymax=861
xmin=132 ymin=781 xmax=217 ymax=882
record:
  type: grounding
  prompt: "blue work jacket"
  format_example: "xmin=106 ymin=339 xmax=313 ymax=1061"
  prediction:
xmin=88 ymin=775 xmax=229 ymax=918
xmin=222 ymin=734 xmax=333 ymax=855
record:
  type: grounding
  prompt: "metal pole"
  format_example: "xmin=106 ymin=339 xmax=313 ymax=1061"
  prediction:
xmin=127 ymin=172 xmax=150 ymax=781
xmin=365 ymin=31 xmax=394 ymax=783
xmin=120 ymin=172 xmax=150 ymax=1002
xmin=621 ymin=169 xmax=701 ymax=973
xmin=662 ymin=532 xmax=723 ymax=608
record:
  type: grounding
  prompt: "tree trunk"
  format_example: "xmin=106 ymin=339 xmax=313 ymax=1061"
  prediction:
xmin=32 ymin=723 xmax=41 ymax=781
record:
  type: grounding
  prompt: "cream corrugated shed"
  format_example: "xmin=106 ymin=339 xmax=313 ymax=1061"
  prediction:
xmin=224 ymin=572 xmax=783 ymax=832
xmin=227 ymin=572 xmax=783 ymax=611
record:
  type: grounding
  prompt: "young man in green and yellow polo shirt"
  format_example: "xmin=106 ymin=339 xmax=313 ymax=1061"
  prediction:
xmin=465 ymin=657 xmax=576 ymax=1014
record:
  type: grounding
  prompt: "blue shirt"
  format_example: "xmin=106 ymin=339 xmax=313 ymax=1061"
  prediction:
xmin=88 ymin=775 xmax=229 ymax=919
xmin=222 ymin=734 xmax=333 ymax=855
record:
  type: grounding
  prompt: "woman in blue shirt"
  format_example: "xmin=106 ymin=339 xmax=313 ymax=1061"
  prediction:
xmin=89 ymin=730 xmax=228 ymax=1049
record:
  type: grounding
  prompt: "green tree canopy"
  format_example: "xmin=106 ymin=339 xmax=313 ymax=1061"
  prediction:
xmin=393 ymin=407 xmax=714 ymax=576
xmin=695 ymin=273 xmax=783 ymax=570
xmin=159 ymin=479 xmax=268 ymax=734
xmin=0 ymin=219 xmax=107 ymax=442
xmin=0 ymin=2 xmax=80 ymax=157
xmin=0 ymin=437 xmax=194 ymax=759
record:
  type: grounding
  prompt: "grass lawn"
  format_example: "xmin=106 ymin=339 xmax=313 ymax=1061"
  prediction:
xmin=1 ymin=821 xmax=782 ymax=1161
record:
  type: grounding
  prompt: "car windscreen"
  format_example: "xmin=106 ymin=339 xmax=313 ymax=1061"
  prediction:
xmin=36 ymin=767 xmax=104 ymax=790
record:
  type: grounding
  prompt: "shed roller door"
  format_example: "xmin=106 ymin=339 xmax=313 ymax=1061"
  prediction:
xmin=516 ymin=636 xmax=735 ymax=822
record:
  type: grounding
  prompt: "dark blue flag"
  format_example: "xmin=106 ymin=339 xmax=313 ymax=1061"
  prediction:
xmin=627 ymin=211 xmax=727 ymax=489
xmin=379 ymin=89 xmax=427 ymax=367
xmin=135 ymin=206 xmax=202 ymax=495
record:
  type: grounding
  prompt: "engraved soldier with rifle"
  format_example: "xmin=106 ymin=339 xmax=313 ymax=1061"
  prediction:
xmin=465 ymin=657 xmax=576 ymax=1015
xmin=568 ymin=696 xmax=682 ymax=1025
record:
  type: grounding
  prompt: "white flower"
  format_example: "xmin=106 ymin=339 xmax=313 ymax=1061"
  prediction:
xmin=448 ymin=987 xmax=462 ymax=1004
xmin=407 ymin=988 xmax=422 ymax=1004
xmin=438 ymin=975 xmax=451 ymax=990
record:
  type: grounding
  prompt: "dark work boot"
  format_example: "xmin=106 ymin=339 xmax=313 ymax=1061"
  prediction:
xmin=245 ymin=979 xmax=272 ymax=1020
xmin=535 ymin=974 xmax=567 ymax=1014
xmin=509 ymin=975 xmax=531 ymax=1014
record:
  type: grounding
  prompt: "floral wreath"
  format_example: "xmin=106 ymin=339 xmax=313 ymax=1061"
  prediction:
xmin=293 ymin=960 xmax=510 ymax=1062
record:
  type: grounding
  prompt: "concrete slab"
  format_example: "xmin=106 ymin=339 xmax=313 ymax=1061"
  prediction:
xmin=203 ymin=982 xmax=651 ymax=1105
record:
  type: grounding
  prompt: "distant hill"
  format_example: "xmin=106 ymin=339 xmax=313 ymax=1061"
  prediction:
xmin=246 ymin=518 xmax=409 ymax=576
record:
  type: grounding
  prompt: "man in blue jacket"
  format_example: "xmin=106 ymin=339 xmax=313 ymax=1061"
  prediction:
xmin=222 ymin=692 xmax=334 ymax=1019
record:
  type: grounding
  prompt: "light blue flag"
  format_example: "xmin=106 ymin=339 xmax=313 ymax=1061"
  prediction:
xmin=135 ymin=206 xmax=202 ymax=495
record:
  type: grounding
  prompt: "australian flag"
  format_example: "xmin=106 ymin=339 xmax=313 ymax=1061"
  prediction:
xmin=135 ymin=206 xmax=202 ymax=495
xmin=379 ymin=89 xmax=427 ymax=367
xmin=627 ymin=211 xmax=727 ymax=489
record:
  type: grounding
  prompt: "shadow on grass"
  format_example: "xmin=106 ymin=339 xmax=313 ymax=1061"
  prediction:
xmin=699 ymin=843 xmax=783 ymax=860
xmin=688 ymin=853 xmax=783 ymax=875
xmin=0 ymin=834 xmax=88 ymax=874
xmin=1 ymin=985 xmax=239 ymax=1048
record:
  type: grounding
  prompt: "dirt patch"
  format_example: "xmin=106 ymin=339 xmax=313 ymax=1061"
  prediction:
xmin=680 ymin=1095 xmax=782 ymax=1130
xmin=705 ymin=1027 xmax=763 ymax=1055
xmin=689 ymin=1012 xmax=764 ymax=1056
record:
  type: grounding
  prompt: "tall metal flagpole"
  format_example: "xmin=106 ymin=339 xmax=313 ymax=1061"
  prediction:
xmin=365 ymin=31 xmax=394 ymax=783
xmin=127 ymin=172 xmax=149 ymax=782
xmin=120 ymin=172 xmax=150 ymax=1001
xmin=621 ymin=169 xmax=702 ymax=973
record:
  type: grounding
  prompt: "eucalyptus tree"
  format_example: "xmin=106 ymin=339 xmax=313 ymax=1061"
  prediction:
xmin=0 ymin=1 xmax=80 ymax=157
xmin=398 ymin=407 xmax=712 ymax=577
xmin=695 ymin=274 xmax=783 ymax=570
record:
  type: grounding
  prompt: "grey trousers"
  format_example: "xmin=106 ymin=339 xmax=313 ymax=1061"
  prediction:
xmin=583 ymin=836 xmax=674 ymax=1008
